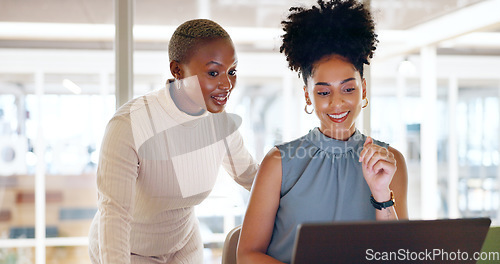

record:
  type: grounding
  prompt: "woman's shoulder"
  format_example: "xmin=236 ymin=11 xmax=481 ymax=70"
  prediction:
xmin=104 ymin=91 xmax=165 ymax=143
xmin=261 ymin=147 xmax=283 ymax=165
xmin=111 ymin=88 xmax=167 ymax=124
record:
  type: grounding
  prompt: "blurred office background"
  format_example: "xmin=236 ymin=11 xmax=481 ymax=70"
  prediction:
xmin=0 ymin=0 xmax=499 ymax=263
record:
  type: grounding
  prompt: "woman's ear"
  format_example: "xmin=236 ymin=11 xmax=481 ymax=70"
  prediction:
xmin=170 ymin=60 xmax=182 ymax=79
xmin=362 ymin=78 xmax=367 ymax=99
xmin=303 ymin=85 xmax=312 ymax=105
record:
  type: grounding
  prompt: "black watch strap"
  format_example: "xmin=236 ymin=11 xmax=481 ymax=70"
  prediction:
xmin=370 ymin=191 xmax=395 ymax=210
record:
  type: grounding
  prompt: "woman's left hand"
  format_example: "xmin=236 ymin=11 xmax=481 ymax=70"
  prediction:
xmin=359 ymin=137 xmax=397 ymax=201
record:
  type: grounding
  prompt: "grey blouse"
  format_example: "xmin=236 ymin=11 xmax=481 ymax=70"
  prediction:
xmin=267 ymin=128 xmax=388 ymax=263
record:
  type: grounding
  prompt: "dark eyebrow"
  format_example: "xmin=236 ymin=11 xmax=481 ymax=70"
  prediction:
xmin=206 ymin=61 xmax=222 ymax=66
xmin=315 ymin=77 xmax=356 ymax=86
xmin=340 ymin=77 xmax=356 ymax=84
xmin=206 ymin=60 xmax=238 ymax=66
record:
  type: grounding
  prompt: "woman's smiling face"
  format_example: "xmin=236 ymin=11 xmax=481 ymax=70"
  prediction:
xmin=179 ymin=38 xmax=238 ymax=114
xmin=305 ymin=55 xmax=366 ymax=140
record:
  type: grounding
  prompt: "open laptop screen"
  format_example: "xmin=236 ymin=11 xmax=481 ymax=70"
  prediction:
xmin=292 ymin=218 xmax=491 ymax=264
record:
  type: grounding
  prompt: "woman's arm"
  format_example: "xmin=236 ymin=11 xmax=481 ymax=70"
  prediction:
xmin=237 ymin=147 xmax=285 ymax=264
xmin=97 ymin=117 xmax=138 ymax=264
xmin=388 ymin=146 xmax=408 ymax=219
xmin=222 ymin=128 xmax=259 ymax=190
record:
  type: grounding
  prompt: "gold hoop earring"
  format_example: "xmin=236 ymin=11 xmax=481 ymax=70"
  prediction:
xmin=304 ymin=104 xmax=314 ymax=114
xmin=362 ymin=98 xmax=369 ymax=108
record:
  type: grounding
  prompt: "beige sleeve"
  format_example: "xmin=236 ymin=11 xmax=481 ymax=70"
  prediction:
xmin=222 ymin=129 xmax=259 ymax=191
xmin=96 ymin=116 xmax=138 ymax=264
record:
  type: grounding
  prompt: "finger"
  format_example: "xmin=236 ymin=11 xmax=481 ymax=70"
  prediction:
xmin=359 ymin=137 xmax=373 ymax=162
xmin=366 ymin=148 xmax=393 ymax=169
xmin=359 ymin=145 xmax=367 ymax=163
xmin=364 ymin=136 xmax=373 ymax=147
xmin=361 ymin=145 xmax=378 ymax=169
xmin=372 ymin=159 xmax=397 ymax=177
xmin=367 ymin=150 xmax=395 ymax=173
xmin=360 ymin=144 xmax=374 ymax=167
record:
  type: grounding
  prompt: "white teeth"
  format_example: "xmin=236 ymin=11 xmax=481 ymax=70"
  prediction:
xmin=328 ymin=112 xmax=348 ymax=119
xmin=212 ymin=95 xmax=228 ymax=101
xmin=213 ymin=96 xmax=226 ymax=101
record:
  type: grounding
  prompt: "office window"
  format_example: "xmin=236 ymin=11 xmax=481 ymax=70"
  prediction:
xmin=456 ymin=88 xmax=499 ymax=219
xmin=0 ymin=68 xmax=115 ymax=263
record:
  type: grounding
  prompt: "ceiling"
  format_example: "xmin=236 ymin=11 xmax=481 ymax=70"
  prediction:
xmin=1 ymin=0 xmax=498 ymax=56
xmin=0 ymin=0 xmax=487 ymax=29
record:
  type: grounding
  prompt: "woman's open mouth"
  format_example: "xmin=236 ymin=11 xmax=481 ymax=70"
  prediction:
xmin=327 ymin=111 xmax=349 ymax=123
xmin=211 ymin=93 xmax=229 ymax=105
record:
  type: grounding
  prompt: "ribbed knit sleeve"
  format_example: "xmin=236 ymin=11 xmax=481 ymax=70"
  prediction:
xmin=222 ymin=129 xmax=259 ymax=191
xmin=96 ymin=115 xmax=138 ymax=264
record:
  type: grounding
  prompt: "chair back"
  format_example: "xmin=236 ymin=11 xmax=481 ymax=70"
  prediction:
xmin=221 ymin=225 xmax=242 ymax=264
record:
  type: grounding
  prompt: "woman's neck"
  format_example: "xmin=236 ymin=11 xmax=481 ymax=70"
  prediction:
xmin=318 ymin=126 xmax=356 ymax=141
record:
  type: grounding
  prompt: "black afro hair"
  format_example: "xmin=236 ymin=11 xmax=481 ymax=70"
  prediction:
xmin=280 ymin=0 xmax=378 ymax=84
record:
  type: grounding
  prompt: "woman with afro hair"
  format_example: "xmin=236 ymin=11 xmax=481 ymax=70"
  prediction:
xmin=237 ymin=1 xmax=408 ymax=263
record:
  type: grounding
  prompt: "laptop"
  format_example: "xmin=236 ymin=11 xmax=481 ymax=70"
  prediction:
xmin=291 ymin=218 xmax=491 ymax=264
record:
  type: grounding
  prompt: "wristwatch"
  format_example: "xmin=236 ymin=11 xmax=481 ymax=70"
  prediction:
xmin=370 ymin=190 xmax=395 ymax=210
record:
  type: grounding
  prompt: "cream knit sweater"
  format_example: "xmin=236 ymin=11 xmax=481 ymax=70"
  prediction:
xmin=89 ymin=84 xmax=258 ymax=263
